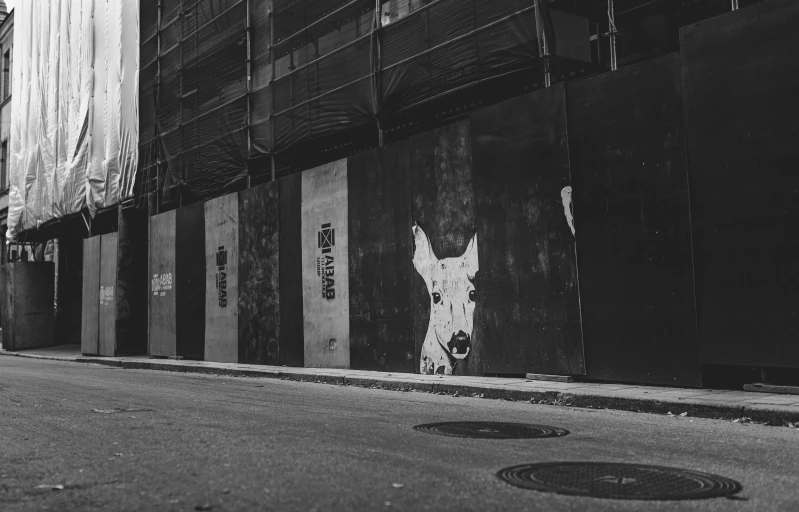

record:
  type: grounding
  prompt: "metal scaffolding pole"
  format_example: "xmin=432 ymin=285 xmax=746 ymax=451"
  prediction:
xmin=374 ymin=0 xmax=384 ymax=147
xmin=246 ymin=0 xmax=253 ymax=188
xmin=534 ymin=1 xmax=551 ymax=87
xmin=608 ymin=0 xmax=618 ymax=71
xmin=269 ymin=2 xmax=276 ymax=181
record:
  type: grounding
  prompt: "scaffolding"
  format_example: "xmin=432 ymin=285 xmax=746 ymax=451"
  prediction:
xmin=137 ymin=0 xmax=749 ymax=208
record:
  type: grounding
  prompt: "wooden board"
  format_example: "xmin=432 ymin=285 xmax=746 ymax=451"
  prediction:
xmin=409 ymin=120 xmax=479 ymax=375
xmin=98 ymin=232 xmax=119 ymax=357
xmin=471 ymin=85 xmax=585 ymax=376
xmin=301 ymin=159 xmax=350 ymax=368
xmin=116 ymin=207 xmax=148 ymax=356
xmin=149 ymin=210 xmax=177 ymax=357
xmin=176 ymin=202 xmax=206 ymax=360
xmin=204 ymin=193 xmax=240 ymax=363
xmin=238 ymin=181 xmax=280 ymax=365
xmin=348 ymin=143 xmax=415 ymax=373
xmin=279 ymin=173 xmax=304 ymax=367
xmin=680 ymin=0 xmax=799 ymax=368
xmin=0 ymin=265 xmax=10 ymax=348
xmin=566 ymin=53 xmax=701 ymax=387
xmin=81 ymin=236 xmax=101 ymax=355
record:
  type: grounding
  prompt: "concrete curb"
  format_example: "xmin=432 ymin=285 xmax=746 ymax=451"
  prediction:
xmin=3 ymin=350 xmax=798 ymax=424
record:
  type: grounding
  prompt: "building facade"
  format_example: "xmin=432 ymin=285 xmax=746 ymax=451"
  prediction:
xmin=0 ymin=2 xmax=12 ymax=250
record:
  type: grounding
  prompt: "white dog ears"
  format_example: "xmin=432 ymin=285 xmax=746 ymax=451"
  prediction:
xmin=412 ymin=223 xmax=479 ymax=280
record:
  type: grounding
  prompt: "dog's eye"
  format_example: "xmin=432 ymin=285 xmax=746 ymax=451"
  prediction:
xmin=468 ymin=290 xmax=476 ymax=302
xmin=432 ymin=292 xmax=441 ymax=304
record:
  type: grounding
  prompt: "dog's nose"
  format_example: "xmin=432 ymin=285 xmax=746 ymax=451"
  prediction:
xmin=448 ymin=331 xmax=471 ymax=359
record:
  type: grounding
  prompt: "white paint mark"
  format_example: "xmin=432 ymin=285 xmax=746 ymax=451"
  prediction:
xmin=561 ymin=186 xmax=575 ymax=236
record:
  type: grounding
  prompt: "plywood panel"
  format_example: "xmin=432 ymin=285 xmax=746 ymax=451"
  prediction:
xmin=204 ymin=193 xmax=240 ymax=363
xmin=681 ymin=0 xmax=799 ymax=368
xmin=149 ymin=210 xmax=177 ymax=357
xmin=409 ymin=121 xmax=479 ymax=375
xmin=176 ymin=203 xmax=206 ymax=359
xmin=239 ymin=181 xmax=280 ymax=365
xmin=98 ymin=233 xmax=119 ymax=357
xmin=301 ymin=159 xmax=350 ymax=368
xmin=348 ymin=143 xmax=415 ymax=373
xmin=81 ymin=236 xmax=101 ymax=355
xmin=472 ymin=85 xmax=585 ymax=376
xmin=567 ymin=53 xmax=701 ymax=387
xmin=0 ymin=265 xmax=10 ymax=349
xmin=279 ymin=173 xmax=304 ymax=367
xmin=116 ymin=207 xmax=148 ymax=356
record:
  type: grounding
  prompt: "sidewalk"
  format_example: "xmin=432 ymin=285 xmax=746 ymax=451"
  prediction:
xmin=3 ymin=345 xmax=798 ymax=425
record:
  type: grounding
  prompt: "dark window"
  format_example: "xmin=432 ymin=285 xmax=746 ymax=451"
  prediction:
xmin=3 ymin=50 xmax=10 ymax=100
xmin=1 ymin=139 xmax=8 ymax=190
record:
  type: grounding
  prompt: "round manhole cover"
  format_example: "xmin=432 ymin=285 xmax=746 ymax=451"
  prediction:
xmin=413 ymin=421 xmax=568 ymax=439
xmin=497 ymin=462 xmax=741 ymax=500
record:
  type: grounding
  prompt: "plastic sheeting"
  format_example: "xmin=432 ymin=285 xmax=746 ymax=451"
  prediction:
xmin=8 ymin=0 xmax=140 ymax=241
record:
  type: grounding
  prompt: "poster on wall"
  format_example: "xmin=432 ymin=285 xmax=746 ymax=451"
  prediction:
xmin=301 ymin=159 xmax=350 ymax=368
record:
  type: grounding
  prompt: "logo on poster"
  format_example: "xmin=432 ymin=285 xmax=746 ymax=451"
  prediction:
xmin=151 ymin=273 xmax=173 ymax=296
xmin=99 ymin=286 xmax=114 ymax=306
xmin=216 ymin=246 xmax=228 ymax=308
xmin=316 ymin=223 xmax=336 ymax=300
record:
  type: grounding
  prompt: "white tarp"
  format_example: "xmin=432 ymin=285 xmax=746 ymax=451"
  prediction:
xmin=7 ymin=0 xmax=139 ymax=240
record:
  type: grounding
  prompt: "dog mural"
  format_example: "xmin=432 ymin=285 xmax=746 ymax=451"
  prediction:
xmin=412 ymin=224 xmax=478 ymax=375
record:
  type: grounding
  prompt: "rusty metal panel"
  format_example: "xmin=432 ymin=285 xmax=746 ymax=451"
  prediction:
xmin=176 ymin=202 xmax=206 ymax=359
xmin=279 ymin=173 xmax=304 ymax=367
xmin=681 ymin=0 xmax=799 ymax=368
xmin=348 ymin=143 xmax=415 ymax=373
xmin=149 ymin=210 xmax=176 ymax=357
xmin=4 ymin=263 xmax=55 ymax=350
xmin=204 ymin=193 xmax=240 ymax=363
xmin=471 ymin=85 xmax=585 ymax=376
xmin=238 ymin=181 xmax=280 ymax=365
xmin=115 ymin=208 xmax=148 ymax=356
xmin=98 ymin=233 xmax=118 ymax=357
xmin=81 ymin=236 xmax=101 ymax=355
xmin=409 ymin=120 xmax=479 ymax=376
xmin=566 ymin=53 xmax=701 ymax=387
xmin=301 ymin=159 xmax=350 ymax=369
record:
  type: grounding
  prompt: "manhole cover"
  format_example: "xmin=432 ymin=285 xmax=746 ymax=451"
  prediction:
xmin=496 ymin=462 xmax=741 ymax=500
xmin=413 ymin=421 xmax=568 ymax=439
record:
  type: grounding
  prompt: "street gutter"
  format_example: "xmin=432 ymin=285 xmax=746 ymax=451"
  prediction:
xmin=2 ymin=349 xmax=798 ymax=426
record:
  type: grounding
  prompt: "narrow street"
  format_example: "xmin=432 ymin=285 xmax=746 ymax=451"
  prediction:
xmin=1 ymin=357 xmax=797 ymax=511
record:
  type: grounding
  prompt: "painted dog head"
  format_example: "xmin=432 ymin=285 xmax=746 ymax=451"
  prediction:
xmin=412 ymin=224 xmax=478 ymax=375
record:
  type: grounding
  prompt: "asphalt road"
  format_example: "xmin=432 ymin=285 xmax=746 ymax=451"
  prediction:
xmin=1 ymin=357 xmax=797 ymax=512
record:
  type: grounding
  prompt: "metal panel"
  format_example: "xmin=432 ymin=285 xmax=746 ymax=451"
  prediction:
xmin=279 ymin=173 xmax=304 ymax=367
xmin=5 ymin=263 xmax=55 ymax=350
xmin=566 ymin=53 xmax=701 ymax=387
xmin=149 ymin=210 xmax=177 ymax=357
xmin=409 ymin=121 xmax=479 ymax=376
xmin=98 ymin=233 xmax=118 ymax=357
xmin=116 ymin=208 xmax=148 ymax=356
xmin=301 ymin=159 xmax=350 ymax=368
xmin=681 ymin=0 xmax=799 ymax=368
xmin=81 ymin=236 xmax=101 ymax=355
xmin=204 ymin=193 xmax=240 ymax=363
xmin=348 ymin=143 xmax=415 ymax=373
xmin=471 ymin=85 xmax=585 ymax=376
xmin=238 ymin=181 xmax=280 ymax=365
xmin=176 ymin=202 xmax=206 ymax=360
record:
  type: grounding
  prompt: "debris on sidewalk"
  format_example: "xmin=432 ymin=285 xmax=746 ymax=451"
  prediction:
xmin=392 ymin=483 xmax=404 ymax=489
xmin=35 ymin=484 xmax=64 ymax=490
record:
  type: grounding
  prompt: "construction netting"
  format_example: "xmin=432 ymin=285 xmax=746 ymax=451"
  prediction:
xmin=139 ymin=0 xmax=589 ymax=201
xmin=8 ymin=0 xmax=139 ymax=241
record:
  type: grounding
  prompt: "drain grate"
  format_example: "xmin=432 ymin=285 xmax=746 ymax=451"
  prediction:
xmin=497 ymin=462 xmax=741 ymax=500
xmin=413 ymin=421 xmax=568 ymax=439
